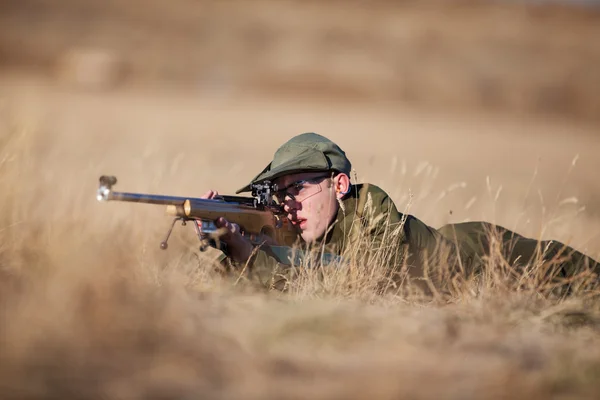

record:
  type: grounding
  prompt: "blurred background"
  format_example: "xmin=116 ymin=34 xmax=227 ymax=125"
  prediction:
xmin=3 ymin=4 xmax=600 ymax=398
xmin=2 ymin=0 xmax=600 ymax=119
xmin=1 ymin=0 xmax=599 ymax=257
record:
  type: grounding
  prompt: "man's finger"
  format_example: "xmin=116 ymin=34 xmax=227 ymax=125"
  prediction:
xmin=200 ymin=190 xmax=220 ymax=199
xmin=213 ymin=218 xmax=232 ymax=241
xmin=214 ymin=218 xmax=244 ymax=240
xmin=216 ymin=217 xmax=233 ymax=234
xmin=215 ymin=217 xmax=228 ymax=228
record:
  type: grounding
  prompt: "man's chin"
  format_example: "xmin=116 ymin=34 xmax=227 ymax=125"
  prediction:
xmin=300 ymin=232 xmax=314 ymax=243
xmin=300 ymin=229 xmax=327 ymax=245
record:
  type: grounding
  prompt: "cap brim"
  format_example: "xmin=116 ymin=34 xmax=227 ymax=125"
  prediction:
xmin=236 ymin=149 xmax=331 ymax=193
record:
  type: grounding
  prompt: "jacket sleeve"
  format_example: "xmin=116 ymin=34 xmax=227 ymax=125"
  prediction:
xmin=218 ymin=243 xmax=344 ymax=291
xmin=216 ymin=245 xmax=301 ymax=291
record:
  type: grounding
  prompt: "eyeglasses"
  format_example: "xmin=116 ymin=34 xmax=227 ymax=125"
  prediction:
xmin=273 ymin=174 xmax=333 ymax=203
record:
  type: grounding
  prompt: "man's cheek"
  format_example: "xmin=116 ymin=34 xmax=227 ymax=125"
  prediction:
xmin=313 ymin=202 xmax=327 ymax=217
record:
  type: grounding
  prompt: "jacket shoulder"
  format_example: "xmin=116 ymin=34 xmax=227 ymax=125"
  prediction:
xmin=349 ymin=183 xmax=398 ymax=215
xmin=353 ymin=182 xmax=390 ymax=198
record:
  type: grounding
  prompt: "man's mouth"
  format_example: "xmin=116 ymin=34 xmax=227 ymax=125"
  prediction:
xmin=292 ymin=218 xmax=307 ymax=229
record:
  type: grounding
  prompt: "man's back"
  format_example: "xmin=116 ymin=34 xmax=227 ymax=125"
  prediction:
xmin=320 ymin=183 xmax=600 ymax=294
xmin=438 ymin=221 xmax=600 ymax=293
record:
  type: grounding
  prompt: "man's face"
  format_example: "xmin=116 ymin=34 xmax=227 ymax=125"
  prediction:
xmin=273 ymin=172 xmax=340 ymax=243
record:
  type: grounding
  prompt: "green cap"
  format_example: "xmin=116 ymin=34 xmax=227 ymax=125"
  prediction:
xmin=236 ymin=132 xmax=352 ymax=193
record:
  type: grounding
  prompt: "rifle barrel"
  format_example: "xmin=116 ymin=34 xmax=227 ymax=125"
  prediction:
xmin=102 ymin=190 xmax=257 ymax=207
xmin=107 ymin=191 xmax=190 ymax=205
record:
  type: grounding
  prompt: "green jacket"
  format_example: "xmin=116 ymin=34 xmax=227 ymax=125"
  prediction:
xmin=221 ymin=183 xmax=462 ymax=291
xmin=221 ymin=183 xmax=599 ymax=293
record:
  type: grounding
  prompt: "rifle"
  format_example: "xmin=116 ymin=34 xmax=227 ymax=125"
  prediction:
xmin=96 ymin=175 xmax=299 ymax=254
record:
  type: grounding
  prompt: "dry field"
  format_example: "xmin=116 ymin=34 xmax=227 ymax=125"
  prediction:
xmin=1 ymin=1 xmax=600 ymax=399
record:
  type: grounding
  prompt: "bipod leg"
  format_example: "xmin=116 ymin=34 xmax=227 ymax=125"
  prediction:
xmin=160 ymin=217 xmax=187 ymax=250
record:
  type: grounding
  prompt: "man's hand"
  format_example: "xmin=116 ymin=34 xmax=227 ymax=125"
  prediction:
xmin=199 ymin=190 xmax=254 ymax=264
xmin=213 ymin=217 xmax=254 ymax=264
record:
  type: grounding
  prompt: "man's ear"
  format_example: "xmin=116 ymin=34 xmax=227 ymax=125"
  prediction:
xmin=334 ymin=173 xmax=351 ymax=199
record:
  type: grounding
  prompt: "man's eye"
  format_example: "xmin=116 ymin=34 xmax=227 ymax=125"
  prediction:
xmin=293 ymin=183 xmax=306 ymax=193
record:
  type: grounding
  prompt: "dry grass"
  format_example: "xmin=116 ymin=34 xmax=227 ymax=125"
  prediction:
xmin=1 ymin=96 xmax=600 ymax=400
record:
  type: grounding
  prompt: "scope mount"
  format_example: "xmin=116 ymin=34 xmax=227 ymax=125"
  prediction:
xmin=250 ymin=180 xmax=277 ymax=207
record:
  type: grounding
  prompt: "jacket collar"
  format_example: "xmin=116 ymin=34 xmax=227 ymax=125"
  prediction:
xmin=319 ymin=184 xmax=364 ymax=253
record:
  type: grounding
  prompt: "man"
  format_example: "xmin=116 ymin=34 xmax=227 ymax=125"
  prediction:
xmin=202 ymin=132 xmax=599 ymax=295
